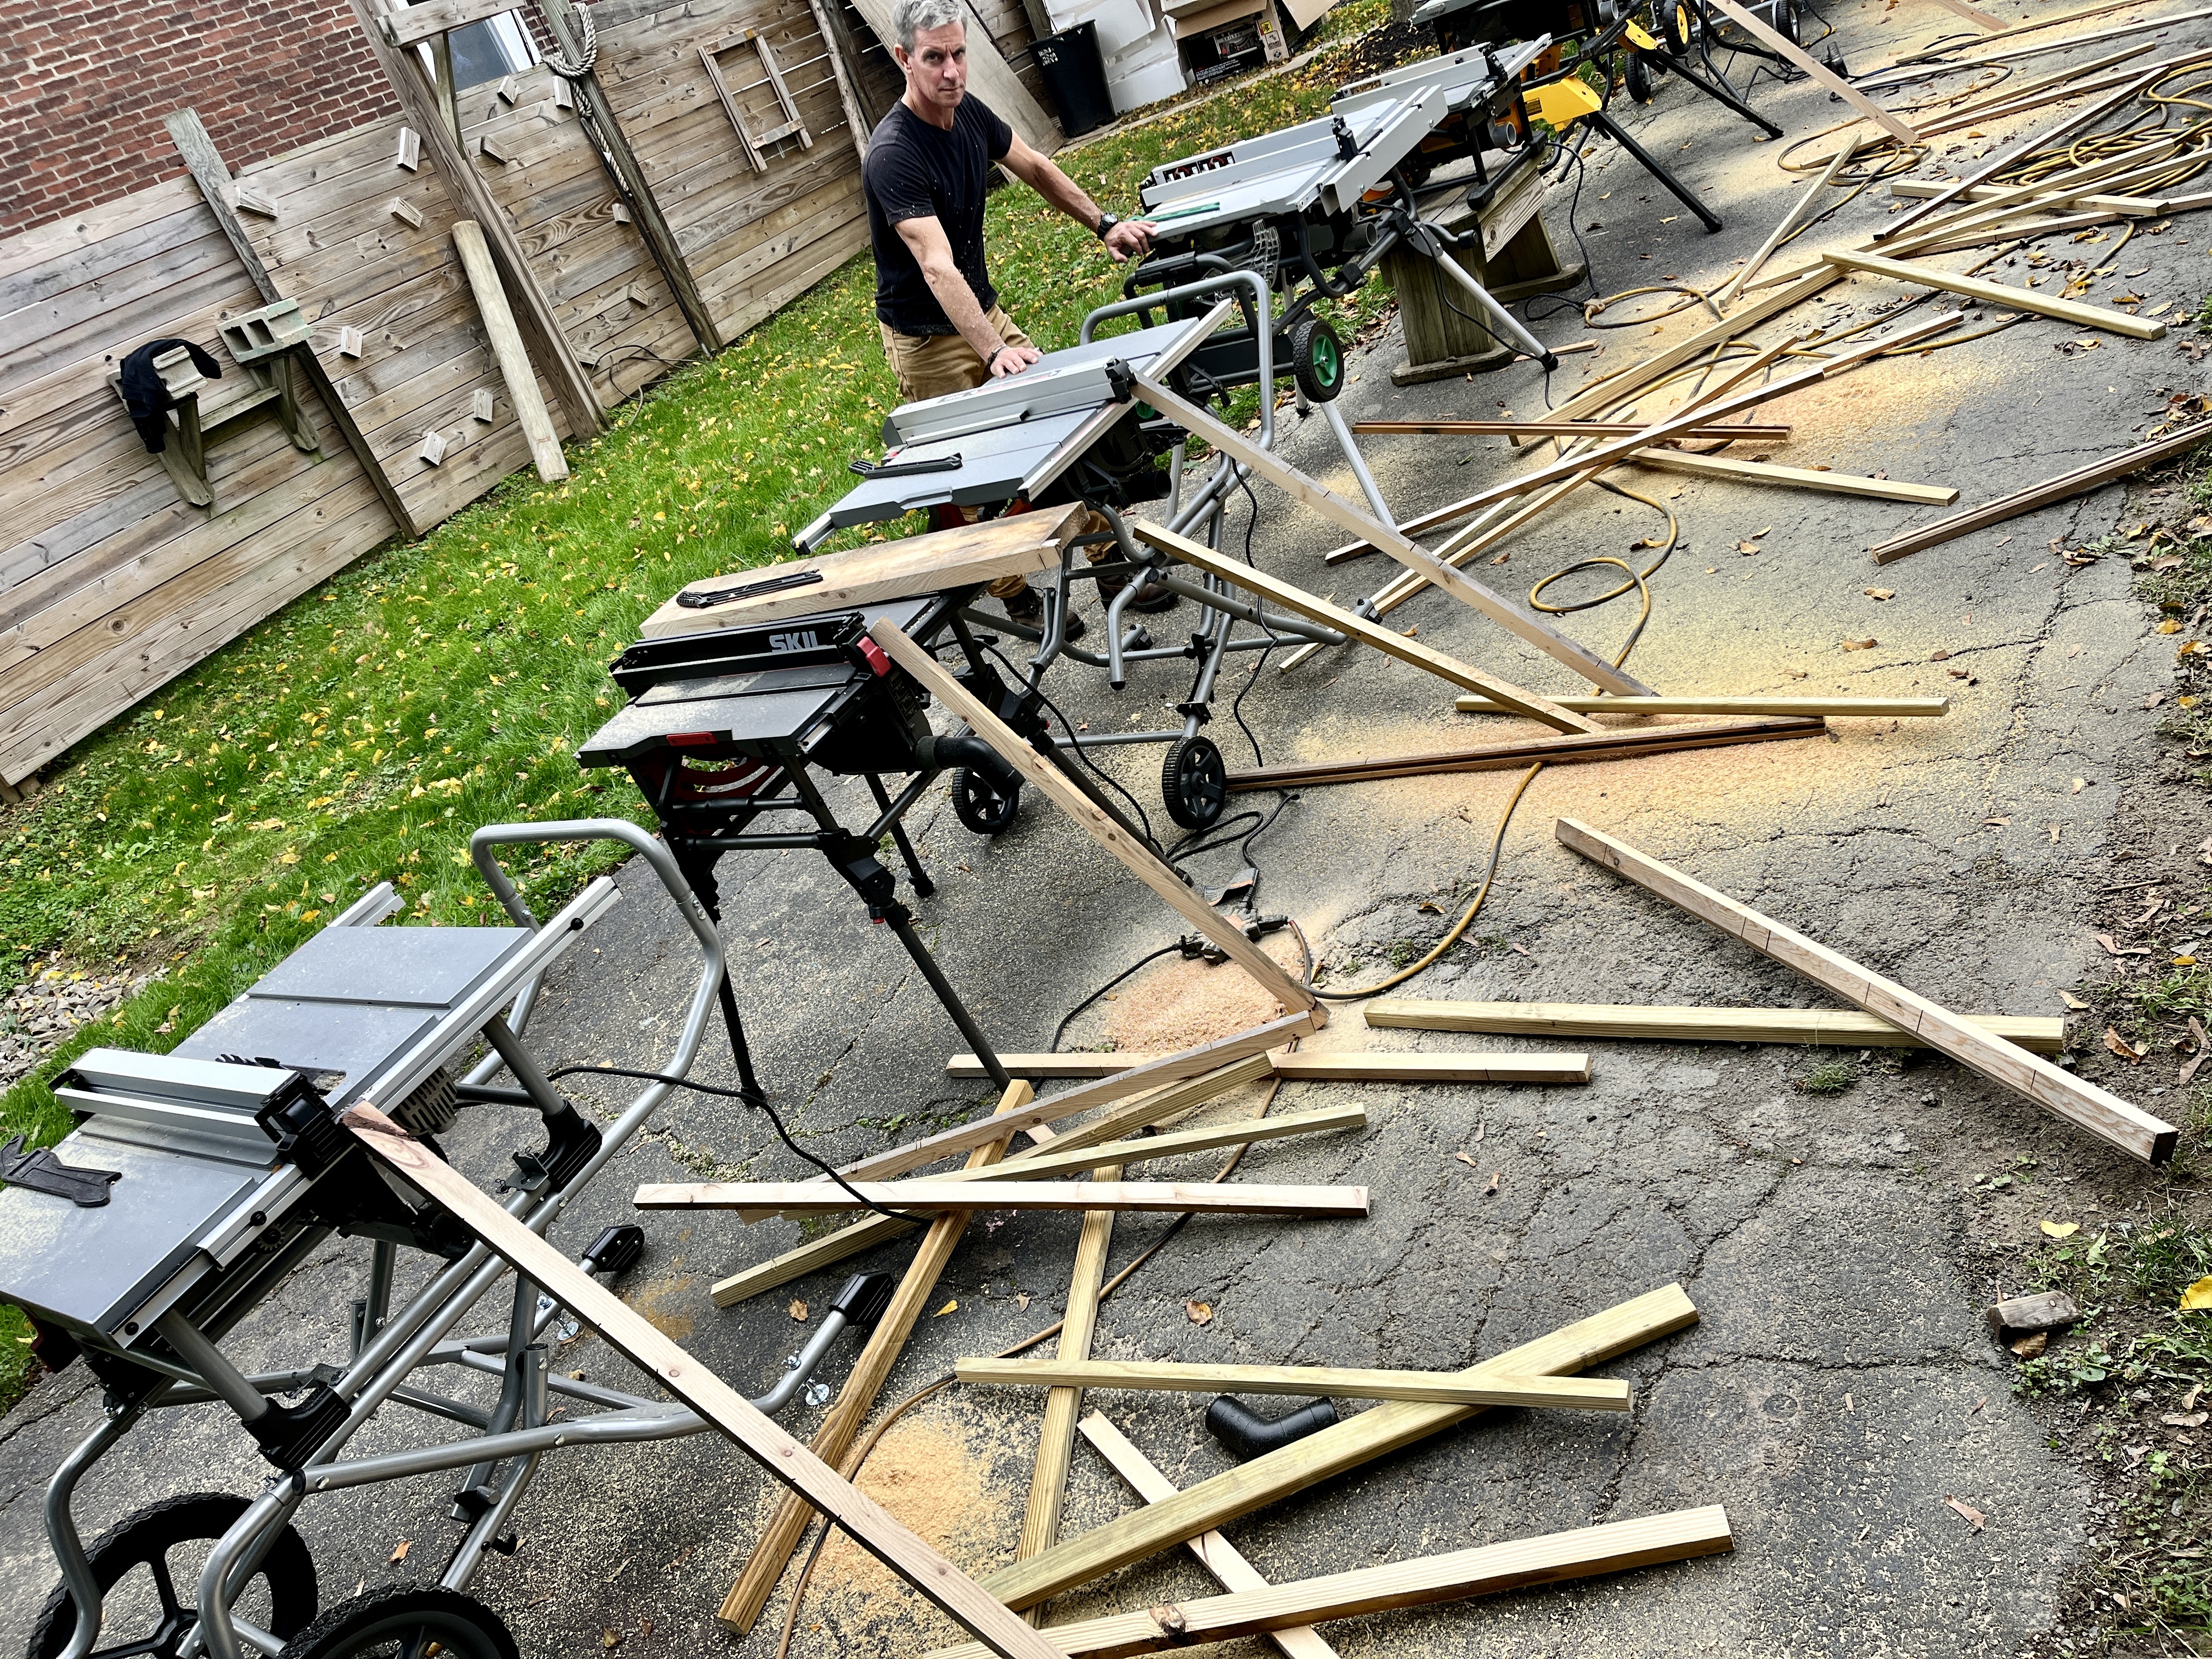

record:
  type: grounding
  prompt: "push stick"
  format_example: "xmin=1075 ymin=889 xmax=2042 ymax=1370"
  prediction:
xmin=1363 ymin=998 xmax=2066 ymax=1054
xmin=937 ymin=1506 xmax=1735 ymax=1657
xmin=958 ymin=1358 xmax=1632 ymax=1410
xmin=1825 ymin=248 xmax=2167 ymax=340
xmin=1554 ymin=819 xmax=2176 ymax=1163
xmin=1351 ymin=419 xmax=1792 ymax=439
xmin=943 ymin=1052 xmax=1590 ymax=1082
xmin=338 ymin=1106 xmax=1060 ymax=1659
xmin=1451 ymin=695 xmax=1949 ymax=716
xmin=873 ymin=620 xmax=1325 ymax=1016
xmin=978 ymin=1284 xmax=1700 ymax=1609
xmin=642 ymin=1180 xmax=1370 ymax=1219
xmin=1075 ymin=1414 xmax=1341 ymax=1659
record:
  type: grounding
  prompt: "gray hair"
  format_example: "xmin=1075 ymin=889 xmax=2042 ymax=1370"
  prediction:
xmin=890 ymin=0 xmax=966 ymax=50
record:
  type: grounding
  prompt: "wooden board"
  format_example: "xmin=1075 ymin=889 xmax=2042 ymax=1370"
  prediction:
xmin=1363 ymin=998 xmax=2067 ymax=1053
xmin=1224 ymin=719 xmax=1827 ymax=791
xmin=1124 ymin=374 xmax=1648 ymax=703
xmin=1889 ymin=178 xmax=2175 ymax=216
xmin=1701 ymin=0 xmax=1919 ymax=142
xmin=1019 ymin=1150 xmax=1121 ymax=1589
xmin=978 ymin=1282 xmax=1704 ymax=1607
xmin=641 ymin=506 xmax=1083 ymax=636
xmin=957 ymin=1359 xmax=1633 ymax=1409
xmin=942 ymin=1052 xmax=1593 ymax=1083
xmin=1626 ymin=448 xmax=1959 ymax=505
xmin=718 ymin=1079 xmax=1036 ymax=1635
xmin=1075 ymin=1415 xmax=1340 ymax=1659
xmin=1554 ymin=819 xmax=2176 ymax=1162
xmin=1352 ymin=420 xmax=1792 ymax=440
xmin=1870 ymin=419 xmax=2212 ymax=563
xmin=1131 ymin=520 xmax=1602 ymax=731
xmin=338 ymin=1105 xmax=1060 ymax=1659
xmin=639 ymin=1179 xmax=1369 ymax=1217
xmin=1451 ymin=695 xmax=1949 ymax=716
xmin=872 ymin=619 xmax=1324 ymax=1018
xmin=1825 ymin=247 xmax=2167 ymax=339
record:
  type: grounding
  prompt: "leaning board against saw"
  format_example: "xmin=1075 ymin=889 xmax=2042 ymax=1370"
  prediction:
xmin=639 ymin=505 xmax=1086 ymax=637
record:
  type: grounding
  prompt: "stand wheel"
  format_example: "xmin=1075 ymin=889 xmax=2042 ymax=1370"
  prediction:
xmin=1160 ymin=735 xmax=1227 ymax=830
xmin=1664 ymin=0 xmax=1697 ymax=53
xmin=1285 ymin=315 xmax=1345 ymax=403
xmin=278 ymin=1587 xmax=518 ymax=1659
xmin=27 ymin=1492 xmax=318 ymax=1659
xmin=1774 ymin=0 xmax=1801 ymax=43
xmin=1624 ymin=51 xmax=1655 ymax=102
xmin=1398 ymin=148 xmax=1434 ymax=188
xmin=952 ymin=766 xmax=1022 ymax=836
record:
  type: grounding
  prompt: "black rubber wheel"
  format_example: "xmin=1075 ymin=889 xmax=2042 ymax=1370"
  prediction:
xmin=1664 ymin=0 xmax=1697 ymax=54
xmin=1624 ymin=51 xmax=1655 ymax=103
xmin=1397 ymin=146 xmax=1434 ymax=188
xmin=1285 ymin=315 xmax=1345 ymax=404
xmin=1160 ymin=735 xmax=1227 ymax=830
xmin=1774 ymin=0 xmax=1801 ymax=43
xmin=951 ymin=765 xmax=1021 ymax=836
xmin=27 ymin=1492 xmax=318 ymax=1659
xmin=278 ymin=1587 xmax=518 ymax=1659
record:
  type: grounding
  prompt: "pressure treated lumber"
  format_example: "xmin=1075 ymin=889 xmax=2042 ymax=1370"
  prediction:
xmin=1704 ymin=0 xmax=1918 ymax=140
xmin=942 ymin=1052 xmax=1592 ymax=1082
xmin=717 ymin=1082 xmax=1037 ymax=1634
xmin=1124 ymin=373 xmax=1648 ymax=704
xmin=1351 ymin=420 xmax=1792 ymax=440
xmin=1870 ymin=419 xmax=2212 ymax=563
xmin=643 ymin=1180 xmax=1369 ymax=1218
xmin=1076 ymin=1415 xmax=1340 ymax=1659
xmin=978 ymin=1283 xmax=1702 ymax=1609
xmin=1626 ymin=448 xmax=1958 ymax=504
xmin=1824 ymin=248 xmax=2167 ymax=339
xmin=958 ymin=1359 xmax=1633 ymax=1410
xmin=1363 ymin=998 xmax=2067 ymax=1054
xmin=1223 ymin=719 xmax=1826 ymax=791
xmin=934 ymin=1508 xmax=1734 ymax=1659
xmin=707 ymin=1039 xmax=1306 ymax=1306
xmin=1132 ymin=521 xmax=1604 ymax=730
xmin=450 ymin=221 xmax=568 ymax=483
xmin=873 ymin=620 xmax=1325 ymax=1015
xmin=1554 ymin=819 xmax=2177 ymax=1163
xmin=1451 ymin=695 xmax=1950 ymax=716
xmin=338 ymin=1106 xmax=1057 ymax=1659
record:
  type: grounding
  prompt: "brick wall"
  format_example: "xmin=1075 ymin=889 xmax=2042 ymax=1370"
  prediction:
xmin=0 ymin=0 xmax=396 ymax=236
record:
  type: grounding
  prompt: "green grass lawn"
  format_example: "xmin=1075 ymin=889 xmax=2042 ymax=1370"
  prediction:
xmin=0 ymin=2 xmax=1397 ymax=1403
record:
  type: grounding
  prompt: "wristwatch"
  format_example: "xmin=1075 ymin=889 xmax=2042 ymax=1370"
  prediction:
xmin=1094 ymin=210 xmax=1120 ymax=241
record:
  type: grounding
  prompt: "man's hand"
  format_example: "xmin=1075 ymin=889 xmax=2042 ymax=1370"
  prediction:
xmin=988 ymin=342 xmax=1044 ymax=377
xmin=1102 ymin=218 xmax=1156 ymax=264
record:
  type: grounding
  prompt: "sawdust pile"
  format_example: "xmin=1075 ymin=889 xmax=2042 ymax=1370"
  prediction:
xmin=1105 ymin=929 xmax=1309 ymax=1053
xmin=799 ymin=1407 xmax=1018 ymax=1650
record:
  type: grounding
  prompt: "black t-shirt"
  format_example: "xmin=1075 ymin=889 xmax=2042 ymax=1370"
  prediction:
xmin=864 ymin=95 xmax=1013 ymax=336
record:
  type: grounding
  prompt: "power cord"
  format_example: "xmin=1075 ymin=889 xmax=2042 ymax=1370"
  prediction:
xmin=979 ymin=640 xmax=1169 ymax=862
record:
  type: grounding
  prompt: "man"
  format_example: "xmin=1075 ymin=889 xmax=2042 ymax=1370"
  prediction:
xmin=864 ymin=0 xmax=1175 ymax=634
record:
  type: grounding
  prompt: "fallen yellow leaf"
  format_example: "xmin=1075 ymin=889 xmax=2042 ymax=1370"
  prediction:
xmin=933 ymin=1299 xmax=958 ymax=1317
xmin=2041 ymin=1220 xmax=2079 ymax=1238
xmin=2182 ymin=1276 xmax=2212 ymax=1312
xmin=1186 ymin=1299 xmax=1214 ymax=1325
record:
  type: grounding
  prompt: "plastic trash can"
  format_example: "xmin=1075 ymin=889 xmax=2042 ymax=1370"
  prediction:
xmin=1031 ymin=20 xmax=1115 ymax=136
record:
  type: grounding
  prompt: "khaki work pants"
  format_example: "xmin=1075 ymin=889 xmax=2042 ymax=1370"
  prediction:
xmin=880 ymin=307 xmax=1113 ymax=601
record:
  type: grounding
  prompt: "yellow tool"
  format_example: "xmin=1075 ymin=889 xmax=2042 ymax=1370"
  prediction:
xmin=1526 ymin=75 xmax=1602 ymax=129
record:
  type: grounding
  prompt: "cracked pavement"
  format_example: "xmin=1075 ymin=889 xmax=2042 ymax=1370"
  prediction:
xmin=2 ymin=1 xmax=2207 ymax=1652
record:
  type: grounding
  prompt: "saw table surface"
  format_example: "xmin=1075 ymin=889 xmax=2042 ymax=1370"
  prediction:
xmin=1331 ymin=37 xmax=1550 ymax=117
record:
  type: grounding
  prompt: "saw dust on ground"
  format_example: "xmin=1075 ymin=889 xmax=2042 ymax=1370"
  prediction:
xmin=625 ymin=1271 xmax=698 ymax=1341
xmin=1103 ymin=928 xmax=1310 ymax=1052
xmin=799 ymin=1403 xmax=1019 ymax=1650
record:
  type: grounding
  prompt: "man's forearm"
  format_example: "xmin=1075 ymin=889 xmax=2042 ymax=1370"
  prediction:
xmin=920 ymin=262 xmax=1011 ymax=365
xmin=1032 ymin=160 xmax=1103 ymax=232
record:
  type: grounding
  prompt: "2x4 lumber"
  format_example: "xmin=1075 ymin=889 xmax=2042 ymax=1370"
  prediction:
xmin=873 ymin=620 xmax=1324 ymax=1017
xmin=1703 ymin=0 xmax=1918 ymax=142
xmin=977 ymin=1284 xmax=1703 ymax=1609
xmin=640 ymin=1180 xmax=1370 ymax=1219
xmin=1889 ymin=178 xmax=2175 ymax=216
xmin=706 ymin=1031 xmax=1310 ymax=1307
xmin=716 ymin=1082 xmax=1039 ymax=1635
xmin=1451 ymin=695 xmax=1950 ymax=716
xmin=1626 ymin=447 xmax=1959 ymax=504
xmin=1363 ymin=998 xmax=2067 ymax=1054
xmin=1126 ymin=372 xmax=1650 ymax=702
xmin=343 ymin=0 xmax=604 ymax=433
xmin=450 ymin=221 xmax=568 ymax=482
xmin=933 ymin=1508 xmax=1735 ymax=1659
xmin=1869 ymin=417 xmax=2212 ymax=563
xmin=1351 ymin=420 xmax=1791 ymax=439
xmin=941 ymin=1052 xmax=1589 ymax=1082
xmin=1075 ymin=1415 xmax=1340 ymax=1659
xmin=958 ymin=1359 xmax=1632 ymax=1410
xmin=1131 ymin=521 xmax=1600 ymax=733
xmin=162 ymin=110 xmax=420 ymax=540
xmin=1223 ymin=718 xmax=1827 ymax=792
xmin=1554 ymin=819 xmax=2177 ymax=1163
xmin=1925 ymin=0 xmax=2005 ymax=29
xmin=338 ymin=1105 xmax=1059 ymax=1659
xmin=1825 ymin=247 xmax=2164 ymax=338
xmin=1717 ymin=137 xmax=1860 ymax=309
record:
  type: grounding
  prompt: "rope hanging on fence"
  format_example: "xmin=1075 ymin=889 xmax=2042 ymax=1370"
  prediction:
xmin=543 ymin=2 xmax=599 ymax=78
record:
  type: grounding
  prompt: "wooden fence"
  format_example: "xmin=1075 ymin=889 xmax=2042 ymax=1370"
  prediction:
xmin=0 ymin=0 xmax=1049 ymax=789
